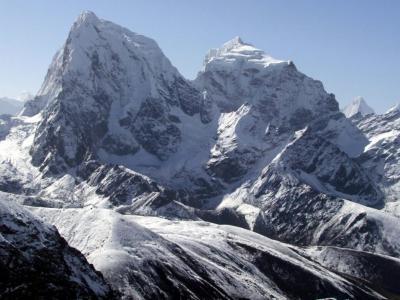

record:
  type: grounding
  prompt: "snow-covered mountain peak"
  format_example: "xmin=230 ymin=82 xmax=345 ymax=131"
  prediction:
xmin=342 ymin=96 xmax=375 ymax=118
xmin=67 ymin=11 xmax=102 ymax=47
xmin=25 ymin=11 xmax=210 ymax=171
xmin=66 ymin=10 xmax=177 ymax=79
xmin=68 ymin=10 xmax=101 ymax=36
xmin=22 ymin=10 xmax=190 ymax=119
xmin=197 ymin=37 xmax=301 ymax=113
xmin=75 ymin=10 xmax=100 ymax=25
xmin=217 ymin=36 xmax=247 ymax=53
xmin=204 ymin=37 xmax=285 ymax=68
xmin=229 ymin=36 xmax=243 ymax=43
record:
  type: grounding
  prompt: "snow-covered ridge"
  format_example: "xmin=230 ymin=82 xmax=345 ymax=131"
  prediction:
xmin=386 ymin=103 xmax=400 ymax=114
xmin=0 ymin=197 xmax=113 ymax=298
xmin=32 ymin=206 xmax=388 ymax=299
xmin=204 ymin=36 xmax=285 ymax=67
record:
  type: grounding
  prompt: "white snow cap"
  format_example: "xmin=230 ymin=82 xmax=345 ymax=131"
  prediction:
xmin=204 ymin=36 xmax=285 ymax=67
xmin=76 ymin=10 xmax=100 ymax=25
xmin=342 ymin=96 xmax=375 ymax=118
xmin=386 ymin=103 xmax=400 ymax=114
xmin=218 ymin=36 xmax=248 ymax=53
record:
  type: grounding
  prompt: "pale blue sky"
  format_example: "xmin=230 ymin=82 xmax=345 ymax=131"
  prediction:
xmin=0 ymin=0 xmax=399 ymax=112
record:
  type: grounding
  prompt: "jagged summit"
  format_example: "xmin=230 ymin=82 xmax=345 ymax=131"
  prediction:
xmin=21 ymin=10 xmax=181 ymax=117
xmin=75 ymin=10 xmax=100 ymax=25
xmin=68 ymin=11 xmax=102 ymax=40
xmin=342 ymin=96 xmax=375 ymax=118
xmin=204 ymin=36 xmax=285 ymax=67
xmin=225 ymin=35 xmax=244 ymax=45
xmin=78 ymin=10 xmax=98 ymax=20
xmin=66 ymin=10 xmax=174 ymax=76
xmin=218 ymin=36 xmax=248 ymax=52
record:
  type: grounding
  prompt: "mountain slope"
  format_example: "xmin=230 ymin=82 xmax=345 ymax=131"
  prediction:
xmin=216 ymin=145 xmax=400 ymax=257
xmin=24 ymin=11 xmax=210 ymax=175
xmin=353 ymin=108 xmax=400 ymax=213
xmin=0 ymin=198 xmax=114 ymax=299
xmin=306 ymin=246 xmax=400 ymax=297
xmin=195 ymin=37 xmax=367 ymax=186
xmin=260 ymin=128 xmax=382 ymax=207
xmin=33 ymin=206 xmax=386 ymax=300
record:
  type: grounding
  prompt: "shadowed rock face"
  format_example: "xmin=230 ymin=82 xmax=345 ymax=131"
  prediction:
xmin=307 ymin=246 xmax=400 ymax=297
xmin=130 ymin=97 xmax=182 ymax=160
xmin=0 ymin=199 xmax=115 ymax=299
xmin=271 ymin=129 xmax=383 ymax=207
xmin=79 ymin=161 xmax=178 ymax=210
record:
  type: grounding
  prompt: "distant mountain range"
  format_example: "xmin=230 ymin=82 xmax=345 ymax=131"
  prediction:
xmin=0 ymin=92 xmax=32 ymax=115
xmin=0 ymin=97 xmax=24 ymax=115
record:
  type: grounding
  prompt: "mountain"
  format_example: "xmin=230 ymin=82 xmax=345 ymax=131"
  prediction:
xmin=23 ymin=11 xmax=209 ymax=176
xmin=196 ymin=36 xmax=367 ymax=162
xmin=342 ymin=96 xmax=375 ymax=118
xmin=1 ymin=11 xmax=400 ymax=299
xmin=0 ymin=97 xmax=24 ymax=115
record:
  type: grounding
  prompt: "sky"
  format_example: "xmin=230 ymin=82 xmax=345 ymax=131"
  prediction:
xmin=0 ymin=0 xmax=399 ymax=112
